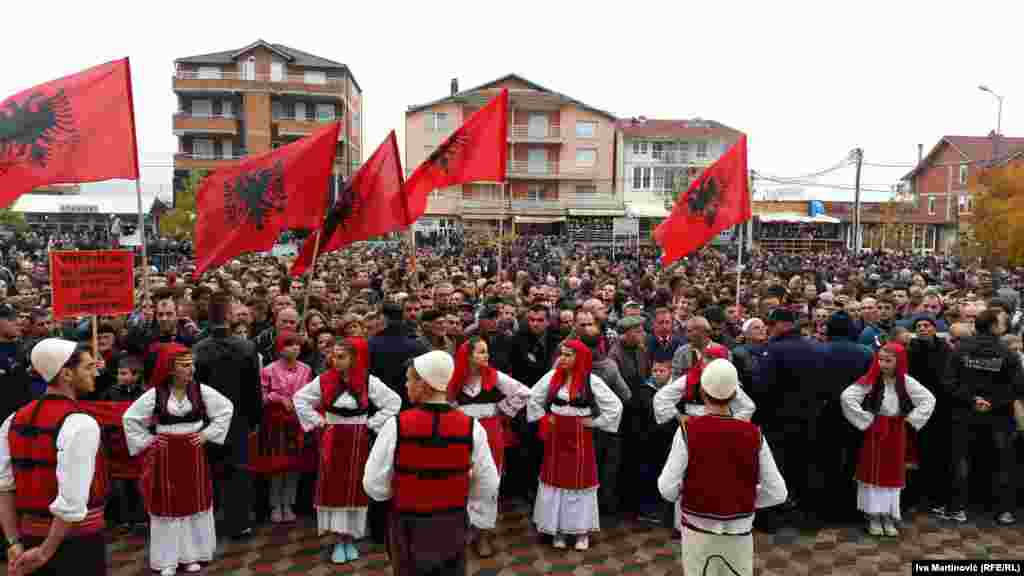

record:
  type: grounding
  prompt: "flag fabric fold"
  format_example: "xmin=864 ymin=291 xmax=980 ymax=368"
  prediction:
xmin=0 ymin=58 xmax=139 ymax=208
xmin=654 ymin=135 xmax=751 ymax=266
xmin=194 ymin=122 xmax=340 ymax=275
xmin=400 ymin=88 xmax=509 ymax=222
xmin=290 ymin=131 xmax=404 ymax=276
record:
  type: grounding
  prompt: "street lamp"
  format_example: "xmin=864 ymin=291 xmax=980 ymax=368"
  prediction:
xmin=978 ymin=84 xmax=1004 ymax=136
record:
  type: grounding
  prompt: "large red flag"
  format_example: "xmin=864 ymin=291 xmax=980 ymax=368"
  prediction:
xmin=0 ymin=59 xmax=139 ymax=207
xmin=290 ymin=131 xmax=404 ymax=276
xmin=401 ymin=89 xmax=508 ymax=219
xmin=194 ymin=122 xmax=340 ymax=275
xmin=654 ymin=135 xmax=751 ymax=266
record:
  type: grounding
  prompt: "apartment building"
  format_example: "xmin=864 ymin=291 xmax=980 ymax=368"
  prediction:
xmin=405 ymin=74 xmax=620 ymax=243
xmin=617 ymin=117 xmax=743 ymax=240
xmin=172 ymin=39 xmax=362 ymax=204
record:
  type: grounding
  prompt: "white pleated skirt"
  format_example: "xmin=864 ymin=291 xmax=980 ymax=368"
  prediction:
xmin=316 ymin=507 xmax=367 ymax=538
xmin=532 ymin=482 xmax=600 ymax=536
xmin=856 ymin=481 xmax=902 ymax=520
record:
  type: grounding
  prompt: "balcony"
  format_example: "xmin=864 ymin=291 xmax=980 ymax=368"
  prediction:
xmin=508 ymin=124 xmax=563 ymax=143
xmin=173 ymin=151 xmax=248 ymax=171
xmin=564 ymin=192 xmax=623 ymax=210
xmin=173 ymin=70 xmax=344 ymax=98
xmin=424 ymin=192 xmax=461 ymax=215
xmin=274 ymin=114 xmax=339 ymax=137
xmin=173 ymin=112 xmax=239 ymax=135
xmin=506 ymin=160 xmax=598 ymax=179
xmin=508 ymin=198 xmax=563 ymax=213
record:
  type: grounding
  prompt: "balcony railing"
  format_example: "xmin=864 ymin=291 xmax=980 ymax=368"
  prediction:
xmin=509 ymin=124 xmax=562 ymax=140
xmin=175 ymin=70 xmax=344 ymax=87
xmin=563 ymin=193 xmax=622 ymax=209
xmin=273 ymin=114 xmax=337 ymax=123
xmin=175 ymin=111 xmax=237 ymax=119
xmin=506 ymin=160 xmax=600 ymax=178
xmin=509 ymin=198 xmax=562 ymax=211
xmin=174 ymin=150 xmax=248 ymax=161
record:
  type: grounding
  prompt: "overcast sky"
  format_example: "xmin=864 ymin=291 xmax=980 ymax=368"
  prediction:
xmin=4 ymin=1 xmax=1020 ymax=207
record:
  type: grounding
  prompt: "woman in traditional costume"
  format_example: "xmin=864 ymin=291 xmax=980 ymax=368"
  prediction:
xmin=123 ymin=343 xmax=234 ymax=576
xmin=293 ymin=337 xmax=401 ymax=564
xmin=841 ymin=342 xmax=934 ymax=537
xmin=447 ymin=337 xmax=531 ymax=557
xmin=527 ymin=339 xmax=622 ymax=551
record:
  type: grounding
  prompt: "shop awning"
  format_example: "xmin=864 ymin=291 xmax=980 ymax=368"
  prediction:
xmin=758 ymin=213 xmax=840 ymax=224
xmin=461 ymin=214 xmax=503 ymax=221
xmin=568 ymin=208 xmax=625 ymax=217
xmin=626 ymin=203 xmax=669 ymax=219
xmin=514 ymin=215 xmax=565 ymax=224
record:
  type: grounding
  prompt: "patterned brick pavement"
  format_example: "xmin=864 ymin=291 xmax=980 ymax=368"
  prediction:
xmin=87 ymin=505 xmax=1024 ymax=575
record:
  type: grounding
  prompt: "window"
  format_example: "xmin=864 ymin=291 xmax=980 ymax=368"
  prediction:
xmin=427 ymin=112 xmax=449 ymax=132
xmin=575 ymin=121 xmax=597 ymax=138
xmin=303 ymin=71 xmax=327 ymax=85
xmin=294 ymin=102 xmax=307 ymax=121
xmin=653 ymin=167 xmax=667 ymax=190
xmin=678 ymin=141 xmax=690 ymax=160
xmin=527 ymin=185 xmax=545 ymax=201
xmin=241 ymin=57 xmax=256 ymax=81
xmin=633 ymin=167 xmax=654 ymax=189
xmin=576 ymin=148 xmax=596 ymax=167
xmin=316 ymin=104 xmax=336 ymax=122
xmin=928 ymin=196 xmax=935 ymax=215
xmin=633 ymin=167 xmax=643 ymax=189
xmin=190 ymin=99 xmax=212 ymax=117
xmin=271 ymin=62 xmax=285 ymax=82
xmin=198 ymin=67 xmax=222 ymax=80
xmin=652 ymin=142 xmax=664 ymax=160
xmin=221 ymin=100 xmax=233 ymax=118
xmin=638 ymin=141 xmax=648 ymax=155
xmin=271 ymin=101 xmax=284 ymax=119
xmin=642 ymin=167 xmax=651 ymax=188
xmin=192 ymin=139 xmax=214 ymax=159
xmin=959 ymin=164 xmax=969 ymax=186
xmin=696 ymin=141 xmax=708 ymax=159
xmin=575 ymin=185 xmax=597 ymax=197
xmin=222 ymin=140 xmax=233 ymax=159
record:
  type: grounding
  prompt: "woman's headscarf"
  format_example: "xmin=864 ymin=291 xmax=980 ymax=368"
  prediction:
xmin=448 ymin=339 xmax=497 ymax=402
xmin=150 ymin=343 xmax=191 ymax=390
xmin=275 ymin=330 xmax=300 ymax=356
xmin=857 ymin=342 xmax=908 ymax=390
xmin=326 ymin=336 xmax=369 ymax=408
xmin=547 ymin=339 xmax=593 ymax=402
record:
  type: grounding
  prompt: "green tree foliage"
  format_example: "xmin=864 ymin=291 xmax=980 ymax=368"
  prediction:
xmin=159 ymin=171 xmax=204 ymax=240
xmin=0 ymin=209 xmax=28 ymax=234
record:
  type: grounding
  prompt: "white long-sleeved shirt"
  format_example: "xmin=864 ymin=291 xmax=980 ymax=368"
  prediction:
xmin=658 ymin=424 xmax=788 ymax=535
xmin=293 ymin=374 xmax=401 ymax=433
xmin=840 ymin=374 xmax=935 ymax=432
xmin=123 ymin=385 xmax=234 ymax=456
xmin=362 ymin=402 xmax=499 ymax=503
xmin=454 ymin=370 xmax=531 ymax=420
xmin=0 ymin=411 xmax=101 ymax=522
xmin=526 ymin=370 xmax=623 ymax=434
xmin=653 ymin=374 xmax=756 ymax=424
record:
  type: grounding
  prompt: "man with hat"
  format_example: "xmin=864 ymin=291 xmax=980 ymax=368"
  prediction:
xmin=751 ymin=306 xmax=826 ymax=528
xmin=0 ymin=339 xmax=107 ymax=574
xmin=659 ymin=359 xmax=787 ymax=576
xmin=416 ymin=309 xmax=455 ymax=356
xmin=363 ymin=350 xmax=498 ymax=575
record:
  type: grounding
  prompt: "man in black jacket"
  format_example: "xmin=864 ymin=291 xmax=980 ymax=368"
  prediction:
xmin=907 ymin=315 xmax=954 ymax=517
xmin=193 ymin=293 xmax=263 ymax=540
xmin=369 ymin=303 xmax=428 ymax=409
xmin=944 ymin=309 xmax=1023 ymax=525
xmin=0 ymin=303 xmax=31 ymax=423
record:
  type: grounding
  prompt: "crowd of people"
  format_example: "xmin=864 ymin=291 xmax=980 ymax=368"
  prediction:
xmin=0 ymin=232 xmax=1021 ymax=574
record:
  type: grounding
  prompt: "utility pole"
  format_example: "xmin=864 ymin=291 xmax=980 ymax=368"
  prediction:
xmin=852 ymin=148 xmax=864 ymax=252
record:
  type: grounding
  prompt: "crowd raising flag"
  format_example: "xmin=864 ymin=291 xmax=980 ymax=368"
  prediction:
xmin=400 ymin=88 xmax=509 ymax=221
xmin=194 ymin=122 xmax=341 ymax=275
xmin=0 ymin=58 xmax=139 ymax=208
xmin=290 ymin=131 xmax=404 ymax=276
xmin=654 ymin=134 xmax=751 ymax=266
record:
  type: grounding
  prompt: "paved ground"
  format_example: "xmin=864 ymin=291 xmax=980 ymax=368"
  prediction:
xmin=90 ymin=503 xmax=1024 ymax=575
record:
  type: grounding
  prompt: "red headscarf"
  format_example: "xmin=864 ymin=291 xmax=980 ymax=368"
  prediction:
xmin=275 ymin=330 xmax=300 ymax=355
xmin=150 ymin=343 xmax=191 ymax=390
xmin=448 ymin=339 xmax=498 ymax=402
xmin=857 ymin=342 xmax=908 ymax=390
xmin=684 ymin=343 xmax=730 ymax=401
xmin=547 ymin=339 xmax=593 ymax=402
xmin=322 ymin=337 xmax=370 ymax=409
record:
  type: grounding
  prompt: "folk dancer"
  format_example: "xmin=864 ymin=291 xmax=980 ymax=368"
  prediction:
xmin=447 ymin=337 xmax=530 ymax=557
xmin=527 ymin=339 xmax=623 ymax=551
xmin=363 ymin=350 xmax=499 ymax=575
xmin=123 ymin=344 xmax=234 ymax=576
xmin=0 ymin=340 xmax=108 ymax=575
xmin=840 ymin=342 xmax=935 ymax=537
xmin=658 ymin=359 xmax=787 ymax=576
xmin=293 ymin=337 xmax=401 ymax=565
xmin=257 ymin=331 xmax=314 ymax=524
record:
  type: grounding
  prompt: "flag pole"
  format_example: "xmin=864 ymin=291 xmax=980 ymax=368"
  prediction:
xmin=735 ymin=224 xmax=743 ymax=302
xmin=91 ymin=315 xmax=98 ymax=360
xmin=300 ymin=229 xmax=323 ymax=335
xmin=123 ymin=57 xmax=149 ymax=303
xmin=407 ymin=228 xmax=418 ymax=291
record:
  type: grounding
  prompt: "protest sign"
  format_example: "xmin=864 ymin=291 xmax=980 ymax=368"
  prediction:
xmin=50 ymin=250 xmax=135 ymax=319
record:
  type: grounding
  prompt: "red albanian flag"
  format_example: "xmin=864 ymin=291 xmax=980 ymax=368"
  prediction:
xmin=655 ymin=135 xmax=751 ymax=266
xmin=0 ymin=58 xmax=140 ymax=207
xmin=401 ymin=88 xmax=509 ymax=219
xmin=194 ymin=122 xmax=340 ymax=275
xmin=290 ymin=131 xmax=404 ymax=276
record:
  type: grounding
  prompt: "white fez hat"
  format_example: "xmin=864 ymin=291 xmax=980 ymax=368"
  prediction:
xmin=412 ymin=350 xmax=455 ymax=392
xmin=700 ymin=358 xmax=739 ymax=401
xmin=31 ymin=338 xmax=78 ymax=384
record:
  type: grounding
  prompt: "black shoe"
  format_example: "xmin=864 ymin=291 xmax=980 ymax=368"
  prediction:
xmin=996 ymin=512 xmax=1016 ymax=526
xmin=231 ymin=528 xmax=254 ymax=541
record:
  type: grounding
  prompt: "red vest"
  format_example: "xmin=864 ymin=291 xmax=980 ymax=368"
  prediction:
xmin=392 ymin=404 xmax=473 ymax=515
xmin=8 ymin=395 xmax=108 ymax=516
xmin=680 ymin=415 xmax=760 ymax=523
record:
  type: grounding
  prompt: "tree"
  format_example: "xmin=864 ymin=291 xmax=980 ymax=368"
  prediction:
xmin=0 ymin=209 xmax=28 ymax=234
xmin=877 ymin=187 xmax=914 ymax=251
xmin=970 ymin=163 xmax=1024 ymax=265
xmin=159 ymin=170 xmax=204 ymax=240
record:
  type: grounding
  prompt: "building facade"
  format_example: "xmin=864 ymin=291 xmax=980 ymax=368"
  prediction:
xmin=616 ymin=118 xmax=743 ymax=241
xmin=172 ymin=40 xmax=362 ymax=204
xmin=406 ymin=74 xmax=620 ymax=243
